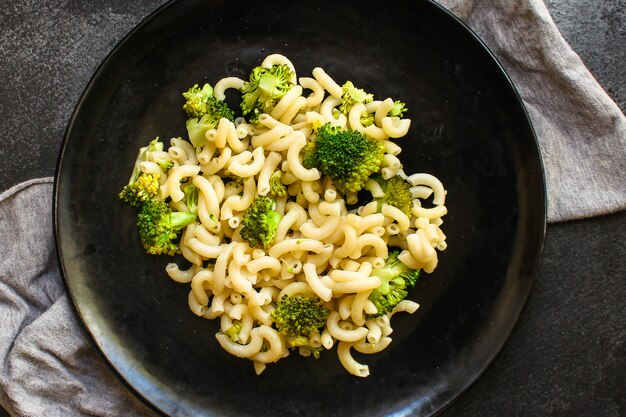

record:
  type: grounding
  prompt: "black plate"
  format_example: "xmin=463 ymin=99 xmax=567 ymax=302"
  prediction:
xmin=54 ymin=0 xmax=546 ymax=416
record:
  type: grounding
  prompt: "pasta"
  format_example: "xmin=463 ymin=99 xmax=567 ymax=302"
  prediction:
xmin=121 ymin=54 xmax=448 ymax=377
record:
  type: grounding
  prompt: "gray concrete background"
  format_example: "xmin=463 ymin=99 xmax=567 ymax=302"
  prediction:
xmin=0 ymin=1 xmax=623 ymax=416
xmin=547 ymin=0 xmax=624 ymax=112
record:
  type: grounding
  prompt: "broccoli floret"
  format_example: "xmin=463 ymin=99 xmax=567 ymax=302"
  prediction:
xmin=388 ymin=100 xmax=408 ymax=118
xmin=138 ymin=138 xmax=174 ymax=173
xmin=270 ymin=295 xmax=329 ymax=358
xmin=360 ymin=112 xmax=375 ymax=127
xmin=306 ymin=123 xmax=385 ymax=193
xmin=157 ymin=159 xmax=175 ymax=172
xmin=186 ymin=98 xmax=236 ymax=148
xmin=137 ymin=199 xmax=197 ymax=256
xmin=207 ymin=95 xmax=236 ymax=122
xmin=119 ymin=138 xmax=168 ymax=207
xmin=239 ymin=196 xmax=281 ymax=248
xmin=183 ymin=83 xmax=236 ymax=148
xmin=269 ymin=170 xmax=287 ymax=197
xmin=370 ymin=174 xmax=413 ymax=217
xmin=225 ymin=322 xmax=242 ymax=342
xmin=301 ymin=139 xmax=319 ymax=170
xmin=182 ymin=83 xmax=214 ymax=118
xmin=182 ymin=183 xmax=198 ymax=215
xmin=119 ymin=173 xmax=160 ymax=208
xmin=339 ymin=81 xmax=376 ymax=127
xmin=240 ymin=64 xmax=294 ymax=122
xmin=367 ymin=250 xmax=420 ymax=318
xmin=339 ymin=81 xmax=373 ymax=115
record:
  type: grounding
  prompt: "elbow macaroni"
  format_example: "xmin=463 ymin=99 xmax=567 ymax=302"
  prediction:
xmin=125 ymin=54 xmax=448 ymax=377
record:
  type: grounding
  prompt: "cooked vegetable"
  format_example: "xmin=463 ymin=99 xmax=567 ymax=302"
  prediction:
xmin=303 ymin=123 xmax=385 ymax=193
xmin=239 ymin=196 xmax=282 ymax=248
xmin=240 ymin=64 xmax=295 ymax=122
xmin=183 ymin=83 xmax=236 ymax=147
xmin=137 ymin=199 xmax=196 ymax=256
xmin=367 ymin=250 xmax=420 ymax=318
xmin=271 ymin=295 xmax=329 ymax=358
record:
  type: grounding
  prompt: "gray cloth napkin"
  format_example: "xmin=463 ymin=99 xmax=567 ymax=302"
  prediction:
xmin=1 ymin=1 xmax=624 ymax=416
xmin=0 ymin=179 xmax=152 ymax=416
xmin=435 ymin=0 xmax=625 ymax=222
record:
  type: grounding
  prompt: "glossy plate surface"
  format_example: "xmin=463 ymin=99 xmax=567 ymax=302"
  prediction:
xmin=54 ymin=0 xmax=546 ymax=415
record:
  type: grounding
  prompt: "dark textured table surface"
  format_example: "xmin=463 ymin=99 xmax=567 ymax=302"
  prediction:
xmin=0 ymin=1 xmax=624 ymax=416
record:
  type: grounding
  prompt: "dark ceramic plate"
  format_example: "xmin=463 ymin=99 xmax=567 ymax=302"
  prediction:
xmin=54 ymin=0 xmax=546 ymax=416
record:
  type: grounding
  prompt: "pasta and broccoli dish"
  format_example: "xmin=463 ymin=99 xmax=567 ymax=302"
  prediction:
xmin=118 ymin=54 xmax=448 ymax=377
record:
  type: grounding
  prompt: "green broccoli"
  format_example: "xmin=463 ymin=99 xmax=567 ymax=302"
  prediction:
xmin=239 ymin=196 xmax=281 ymax=248
xmin=269 ymin=170 xmax=287 ymax=197
xmin=301 ymin=139 xmax=319 ymax=171
xmin=360 ymin=112 xmax=375 ymax=127
xmin=136 ymin=199 xmax=197 ymax=256
xmin=119 ymin=173 xmax=160 ymax=208
xmin=119 ymin=138 xmax=169 ymax=207
xmin=156 ymin=158 xmax=174 ymax=173
xmin=303 ymin=123 xmax=385 ymax=193
xmin=225 ymin=322 xmax=243 ymax=342
xmin=339 ymin=81 xmax=373 ymax=115
xmin=388 ymin=100 xmax=408 ymax=118
xmin=270 ymin=295 xmax=329 ymax=359
xmin=182 ymin=183 xmax=198 ymax=215
xmin=183 ymin=83 xmax=236 ymax=148
xmin=367 ymin=250 xmax=420 ymax=318
xmin=370 ymin=174 xmax=413 ymax=217
xmin=182 ymin=83 xmax=214 ymax=118
xmin=338 ymin=82 xmax=407 ymax=125
xmin=240 ymin=64 xmax=294 ymax=122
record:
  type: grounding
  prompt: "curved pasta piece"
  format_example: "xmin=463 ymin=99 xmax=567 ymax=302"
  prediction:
xmin=303 ymin=263 xmax=332 ymax=302
xmin=411 ymin=204 xmax=448 ymax=220
xmin=188 ymin=290 xmax=207 ymax=316
xmin=166 ymin=164 xmax=201 ymax=202
xmin=261 ymin=53 xmax=297 ymax=84
xmin=349 ymin=233 xmax=388 ymax=259
xmin=326 ymin=311 xmax=369 ymax=342
xmin=251 ymin=124 xmax=292 ymax=148
xmin=311 ymin=67 xmax=343 ymax=98
xmin=348 ymin=102 xmax=367 ymax=133
xmin=374 ymin=98 xmax=395 ymax=126
xmin=215 ymin=328 xmax=263 ymax=358
xmin=299 ymin=215 xmax=340 ymax=241
xmin=228 ymin=146 xmax=265 ymax=177
xmin=246 ymin=256 xmax=282 ymax=275
xmin=191 ymin=270 xmax=214 ymax=305
xmin=406 ymin=173 xmax=446 ymax=206
xmin=213 ymin=77 xmax=245 ymax=101
xmin=277 ymin=281 xmax=316 ymax=300
xmin=268 ymin=238 xmax=324 ymax=259
xmin=319 ymin=95 xmax=347 ymax=128
xmin=220 ymin=177 xmax=256 ymax=220
xmin=381 ymin=204 xmax=411 ymax=232
xmin=322 ymin=275 xmax=381 ymax=293
xmin=353 ymin=336 xmax=392 ymax=354
xmin=251 ymin=325 xmax=285 ymax=363
xmin=381 ymin=117 xmax=411 ymax=138
xmin=270 ymin=85 xmax=303 ymax=120
xmin=337 ymin=341 xmax=369 ymax=377
xmin=299 ymin=77 xmax=325 ymax=108
xmin=256 ymin=151 xmax=282 ymax=196
xmin=165 ymin=263 xmax=195 ymax=283
xmin=285 ymin=131 xmax=320 ymax=181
